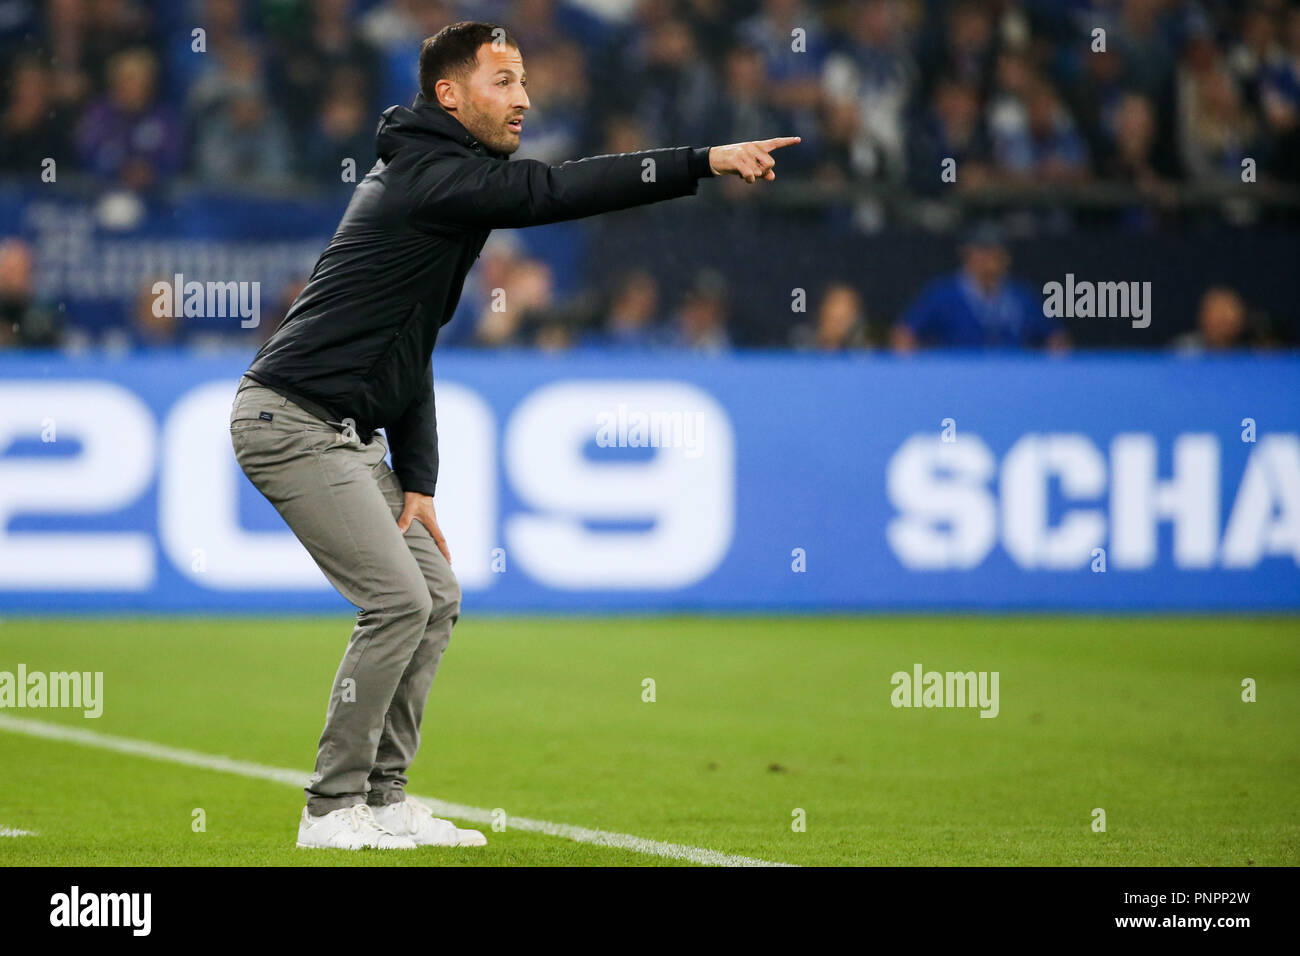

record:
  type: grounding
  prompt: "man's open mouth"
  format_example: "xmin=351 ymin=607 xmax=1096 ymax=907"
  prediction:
xmin=507 ymin=117 xmax=523 ymax=133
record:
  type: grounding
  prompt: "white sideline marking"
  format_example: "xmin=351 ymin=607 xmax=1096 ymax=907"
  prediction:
xmin=0 ymin=826 xmax=36 ymax=837
xmin=0 ymin=715 xmax=794 ymax=867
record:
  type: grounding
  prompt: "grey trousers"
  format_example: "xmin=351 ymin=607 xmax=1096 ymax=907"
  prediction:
xmin=229 ymin=376 xmax=460 ymax=814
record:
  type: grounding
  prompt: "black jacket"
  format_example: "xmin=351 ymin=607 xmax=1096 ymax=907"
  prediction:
xmin=245 ymin=95 xmax=711 ymax=495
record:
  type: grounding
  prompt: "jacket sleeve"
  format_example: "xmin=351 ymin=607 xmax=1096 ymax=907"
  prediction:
xmin=386 ymin=361 xmax=439 ymax=497
xmin=409 ymin=146 xmax=711 ymax=230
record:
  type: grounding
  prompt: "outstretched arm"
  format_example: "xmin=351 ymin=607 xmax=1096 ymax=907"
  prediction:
xmin=409 ymin=137 xmax=801 ymax=230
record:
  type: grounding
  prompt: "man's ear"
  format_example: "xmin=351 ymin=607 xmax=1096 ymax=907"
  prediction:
xmin=434 ymin=77 xmax=459 ymax=111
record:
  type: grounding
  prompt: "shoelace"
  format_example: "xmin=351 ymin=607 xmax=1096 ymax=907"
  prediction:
xmin=400 ymin=798 xmax=456 ymax=834
xmin=343 ymin=803 xmax=402 ymax=836
xmin=343 ymin=803 xmax=377 ymax=832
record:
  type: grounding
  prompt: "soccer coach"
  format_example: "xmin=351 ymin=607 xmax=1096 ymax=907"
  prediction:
xmin=230 ymin=21 xmax=798 ymax=850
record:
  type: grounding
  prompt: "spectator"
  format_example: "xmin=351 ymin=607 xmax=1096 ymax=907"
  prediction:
xmin=302 ymin=78 xmax=373 ymax=185
xmin=534 ymin=319 xmax=574 ymax=352
xmin=1104 ymin=92 xmax=1176 ymax=195
xmin=918 ymin=0 xmax=997 ymax=102
xmin=822 ymin=0 xmax=915 ymax=183
xmin=892 ymin=223 xmax=1067 ymax=351
xmin=196 ymin=86 xmax=293 ymax=186
xmin=1111 ymin=0 xmax=1175 ymax=100
xmin=0 ymin=238 xmax=61 ymax=348
xmin=1098 ymin=90 xmax=1181 ymax=229
xmin=1259 ymin=7 xmax=1300 ymax=181
xmin=188 ymin=39 xmax=269 ymax=120
xmin=595 ymin=270 xmax=664 ymax=350
xmin=173 ymin=0 xmax=254 ymax=93
xmin=1177 ymin=25 xmax=1257 ymax=185
xmin=1064 ymin=36 xmax=1131 ymax=172
xmin=1228 ymin=5 xmax=1285 ymax=112
xmin=1172 ymin=286 xmax=1253 ymax=353
xmin=267 ymin=0 xmax=378 ymax=136
xmin=992 ymin=80 xmax=1090 ymax=183
xmin=624 ymin=17 xmax=716 ymax=147
xmin=0 ymin=0 xmax=41 ymax=67
xmin=908 ymin=75 xmax=993 ymax=193
xmin=600 ymin=114 xmax=652 ymax=156
xmin=738 ymin=0 xmax=829 ymax=115
xmin=75 ymin=48 xmax=181 ymax=191
xmin=791 ymin=283 xmax=871 ymax=351
xmin=45 ymin=0 xmax=93 ymax=109
xmin=986 ymin=49 xmax=1036 ymax=149
xmin=101 ymin=277 xmax=182 ymax=352
xmin=0 ymin=56 xmax=69 ymax=176
xmin=443 ymin=232 xmax=525 ymax=347
xmin=471 ymin=259 xmax=556 ymax=348
xmin=667 ymin=269 xmax=731 ymax=353
xmin=75 ymin=0 xmax=157 ymax=91
xmin=1179 ymin=63 xmax=1255 ymax=183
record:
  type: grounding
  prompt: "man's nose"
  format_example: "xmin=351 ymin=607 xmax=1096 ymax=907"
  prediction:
xmin=516 ymin=89 xmax=530 ymax=111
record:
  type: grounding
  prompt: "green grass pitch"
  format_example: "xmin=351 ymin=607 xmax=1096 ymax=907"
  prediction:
xmin=0 ymin=615 xmax=1296 ymax=867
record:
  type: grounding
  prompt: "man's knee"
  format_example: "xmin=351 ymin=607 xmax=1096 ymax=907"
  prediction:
xmin=392 ymin=584 xmax=435 ymax=631
xmin=427 ymin=573 xmax=460 ymax=628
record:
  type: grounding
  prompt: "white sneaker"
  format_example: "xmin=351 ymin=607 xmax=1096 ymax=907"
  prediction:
xmin=372 ymin=798 xmax=487 ymax=847
xmin=296 ymin=803 xmax=417 ymax=850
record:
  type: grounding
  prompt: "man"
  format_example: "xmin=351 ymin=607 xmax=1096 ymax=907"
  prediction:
xmin=891 ymin=223 xmax=1067 ymax=352
xmin=230 ymin=21 xmax=798 ymax=851
xmin=1172 ymin=287 xmax=1251 ymax=354
xmin=0 ymin=238 xmax=61 ymax=348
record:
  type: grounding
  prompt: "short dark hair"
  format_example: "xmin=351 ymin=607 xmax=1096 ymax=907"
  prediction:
xmin=419 ymin=22 xmax=518 ymax=101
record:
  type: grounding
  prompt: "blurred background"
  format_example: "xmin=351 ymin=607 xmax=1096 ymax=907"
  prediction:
xmin=0 ymin=0 xmax=1297 ymax=613
xmin=0 ymin=0 xmax=1297 ymax=353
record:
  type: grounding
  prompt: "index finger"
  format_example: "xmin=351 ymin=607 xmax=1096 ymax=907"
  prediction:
xmin=756 ymin=136 xmax=801 ymax=151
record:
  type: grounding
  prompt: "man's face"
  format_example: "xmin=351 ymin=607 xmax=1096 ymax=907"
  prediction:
xmin=443 ymin=43 xmax=529 ymax=155
xmin=1200 ymin=292 xmax=1245 ymax=348
xmin=963 ymin=245 xmax=1008 ymax=287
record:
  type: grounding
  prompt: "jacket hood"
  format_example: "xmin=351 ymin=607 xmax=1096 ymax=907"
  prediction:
xmin=375 ymin=93 xmax=507 ymax=162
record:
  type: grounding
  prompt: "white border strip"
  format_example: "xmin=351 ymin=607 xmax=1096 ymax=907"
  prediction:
xmin=0 ymin=715 xmax=794 ymax=867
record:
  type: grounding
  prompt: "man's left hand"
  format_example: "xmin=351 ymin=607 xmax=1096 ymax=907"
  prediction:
xmin=397 ymin=492 xmax=451 ymax=564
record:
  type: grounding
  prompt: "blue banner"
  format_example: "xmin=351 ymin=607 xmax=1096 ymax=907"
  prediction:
xmin=2 ymin=353 xmax=1297 ymax=612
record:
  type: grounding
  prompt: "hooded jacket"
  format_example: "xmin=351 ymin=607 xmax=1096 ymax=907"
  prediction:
xmin=245 ymin=94 xmax=712 ymax=495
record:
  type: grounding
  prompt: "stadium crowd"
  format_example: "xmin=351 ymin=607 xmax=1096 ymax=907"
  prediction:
xmin=0 ymin=0 xmax=1296 ymax=352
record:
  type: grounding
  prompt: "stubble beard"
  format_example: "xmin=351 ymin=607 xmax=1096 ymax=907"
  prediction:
xmin=460 ymin=101 xmax=520 ymax=155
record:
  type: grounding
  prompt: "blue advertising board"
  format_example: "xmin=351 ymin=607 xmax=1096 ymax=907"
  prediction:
xmin=1 ymin=353 xmax=1297 ymax=612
